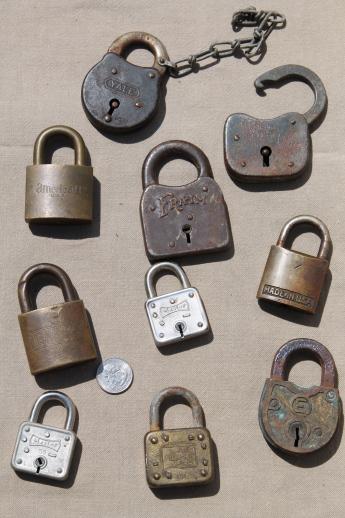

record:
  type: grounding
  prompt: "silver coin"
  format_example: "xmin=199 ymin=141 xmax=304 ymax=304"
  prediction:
xmin=96 ymin=358 xmax=133 ymax=394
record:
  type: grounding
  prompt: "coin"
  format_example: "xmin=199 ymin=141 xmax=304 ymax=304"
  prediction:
xmin=96 ymin=358 xmax=133 ymax=394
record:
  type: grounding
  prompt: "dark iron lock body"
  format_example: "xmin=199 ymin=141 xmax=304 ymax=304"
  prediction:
xmin=145 ymin=387 xmax=214 ymax=488
xmin=259 ymin=339 xmax=341 ymax=454
xmin=257 ymin=215 xmax=331 ymax=314
xmin=140 ymin=141 xmax=230 ymax=260
xmin=25 ymin=126 xmax=93 ymax=223
xmin=18 ymin=263 xmax=97 ymax=374
xmin=12 ymin=391 xmax=77 ymax=480
xmin=224 ymin=65 xmax=327 ymax=182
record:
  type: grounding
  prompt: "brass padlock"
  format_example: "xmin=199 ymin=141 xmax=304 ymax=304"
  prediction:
xmin=145 ymin=387 xmax=214 ymax=488
xmin=224 ymin=65 xmax=327 ymax=182
xmin=25 ymin=126 xmax=93 ymax=223
xmin=82 ymin=32 xmax=169 ymax=132
xmin=257 ymin=215 xmax=331 ymax=314
xmin=259 ymin=338 xmax=341 ymax=454
xmin=18 ymin=263 xmax=97 ymax=374
xmin=140 ymin=140 xmax=231 ymax=259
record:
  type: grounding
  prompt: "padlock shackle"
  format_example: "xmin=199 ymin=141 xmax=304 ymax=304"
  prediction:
xmin=149 ymin=386 xmax=205 ymax=431
xmin=142 ymin=140 xmax=214 ymax=188
xmin=18 ymin=263 xmax=77 ymax=314
xmin=108 ymin=31 xmax=169 ymax=77
xmin=145 ymin=261 xmax=191 ymax=299
xmin=276 ymin=215 xmax=332 ymax=261
xmin=254 ymin=64 xmax=327 ymax=128
xmin=270 ymin=338 xmax=337 ymax=388
xmin=29 ymin=391 xmax=76 ymax=432
xmin=33 ymin=125 xmax=87 ymax=166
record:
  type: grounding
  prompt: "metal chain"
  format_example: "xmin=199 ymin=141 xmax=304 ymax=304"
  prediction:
xmin=159 ymin=6 xmax=286 ymax=78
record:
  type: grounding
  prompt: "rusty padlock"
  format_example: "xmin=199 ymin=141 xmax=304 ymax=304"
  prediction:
xmin=224 ymin=65 xmax=327 ymax=182
xmin=140 ymin=140 xmax=231 ymax=259
xmin=25 ymin=126 xmax=93 ymax=223
xmin=259 ymin=338 xmax=341 ymax=454
xmin=145 ymin=386 xmax=214 ymax=488
xmin=257 ymin=215 xmax=331 ymax=314
xmin=18 ymin=263 xmax=97 ymax=374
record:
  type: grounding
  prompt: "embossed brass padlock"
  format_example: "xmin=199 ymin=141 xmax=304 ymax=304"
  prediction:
xmin=224 ymin=65 xmax=327 ymax=182
xmin=140 ymin=140 xmax=231 ymax=259
xmin=257 ymin=215 xmax=331 ymax=314
xmin=11 ymin=391 xmax=77 ymax=480
xmin=25 ymin=126 xmax=93 ymax=223
xmin=18 ymin=263 xmax=97 ymax=374
xmin=259 ymin=338 xmax=341 ymax=454
xmin=82 ymin=32 xmax=169 ymax=132
xmin=145 ymin=387 xmax=214 ymax=487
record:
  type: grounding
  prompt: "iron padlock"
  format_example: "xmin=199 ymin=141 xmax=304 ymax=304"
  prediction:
xmin=145 ymin=262 xmax=209 ymax=347
xmin=11 ymin=391 xmax=77 ymax=480
xmin=18 ymin=263 xmax=97 ymax=374
xmin=257 ymin=215 xmax=331 ymax=314
xmin=259 ymin=338 xmax=341 ymax=454
xmin=224 ymin=64 xmax=327 ymax=182
xmin=25 ymin=126 xmax=93 ymax=223
xmin=140 ymin=140 xmax=231 ymax=259
xmin=145 ymin=386 xmax=214 ymax=487
xmin=82 ymin=32 xmax=169 ymax=132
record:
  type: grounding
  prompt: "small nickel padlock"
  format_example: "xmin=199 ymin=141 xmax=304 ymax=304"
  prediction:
xmin=257 ymin=215 xmax=331 ymax=314
xmin=11 ymin=391 xmax=77 ymax=480
xmin=18 ymin=263 xmax=97 ymax=374
xmin=145 ymin=262 xmax=209 ymax=347
xmin=224 ymin=65 xmax=327 ymax=182
xmin=25 ymin=126 xmax=93 ymax=223
xmin=82 ymin=32 xmax=169 ymax=132
xmin=259 ymin=338 xmax=341 ymax=454
xmin=140 ymin=140 xmax=231 ymax=259
xmin=145 ymin=386 xmax=214 ymax=487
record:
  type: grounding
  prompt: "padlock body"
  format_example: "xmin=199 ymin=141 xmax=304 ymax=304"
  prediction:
xmin=259 ymin=379 xmax=340 ymax=454
xmin=145 ymin=427 xmax=214 ymax=487
xmin=257 ymin=245 xmax=329 ymax=314
xmin=224 ymin=112 xmax=310 ymax=182
xmin=25 ymin=164 xmax=93 ymax=223
xmin=11 ymin=421 xmax=76 ymax=480
xmin=18 ymin=300 xmax=97 ymax=374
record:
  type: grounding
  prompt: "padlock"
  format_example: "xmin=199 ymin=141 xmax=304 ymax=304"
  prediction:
xmin=140 ymin=140 xmax=231 ymax=259
xmin=257 ymin=215 xmax=331 ymax=314
xmin=18 ymin=263 xmax=97 ymax=374
xmin=224 ymin=64 xmax=327 ymax=182
xmin=145 ymin=386 xmax=214 ymax=487
xmin=11 ymin=391 xmax=77 ymax=480
xmin=82 ymin=32 xmax=169 ymax=132
xmin=145 ymin=262 xmax=209 ymax=347
xmin=25 ymin=125 xmax=93 ymax=223
xmin=259 ymin=338 xmax=341 ymax=454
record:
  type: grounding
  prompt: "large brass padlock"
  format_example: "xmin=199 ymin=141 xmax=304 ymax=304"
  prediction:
xmin=257 ymin=215 xmax=331 ymax=314
xmin=140 ymin=140 xmax=231 ymax=259
xmin=25 ymin=126 xmax=93 ymax=223
xmin=82 ymin=32 xmax=169 ymax=132
xmin=145 ymin=387 xmax=214 ymax=488
xmin=259 ymin=338 xmax=341 ymax=454
xmin=224 ymin=65 xmax=327 ymax=182
xmin=18 ymin=263 xmax=97 ymax=374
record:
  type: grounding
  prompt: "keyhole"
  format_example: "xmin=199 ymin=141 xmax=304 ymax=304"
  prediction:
xmin=175 ymin=321 xmax=186 ymax=337
xmin=108 ymin=98 xmax=120 ymax=115
xmin=34 ymin=456 xmax=46 ymax=474
xmin=294 ymin=427 xmax=300 ymax=447
xmin=260 ymin=146 xmax=272 ymax=167
xmin=182 ymin=224 xmax=192 ymax=244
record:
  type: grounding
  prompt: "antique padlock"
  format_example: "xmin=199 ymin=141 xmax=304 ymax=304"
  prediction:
xmin=82 ymin=32 xmax=169 ymax=132
xmin=224 ymin=64 xmax=327 ymax=182
xmin=18 ymin=263 xmax=97 ymax=374
xmin=11 ymin=391 xmax=77 ymax=480
xmin=140 ymin=140 xmax=231 ymax=259
xmin=145 ymin=386 xmax=214 ymax=487
xmin=257 ymin=215 xmax=331 ymax=314
xmin=145 ymin=262 xmax=209 ymax=347
xmin=259 ymin=338 xmax=341 ymax=454
xmin=25 ymin=125 xmax=93 ymax=223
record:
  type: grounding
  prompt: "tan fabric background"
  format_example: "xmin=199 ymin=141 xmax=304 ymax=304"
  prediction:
xmin=1 ymin=1 xmax=344 ymax=517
